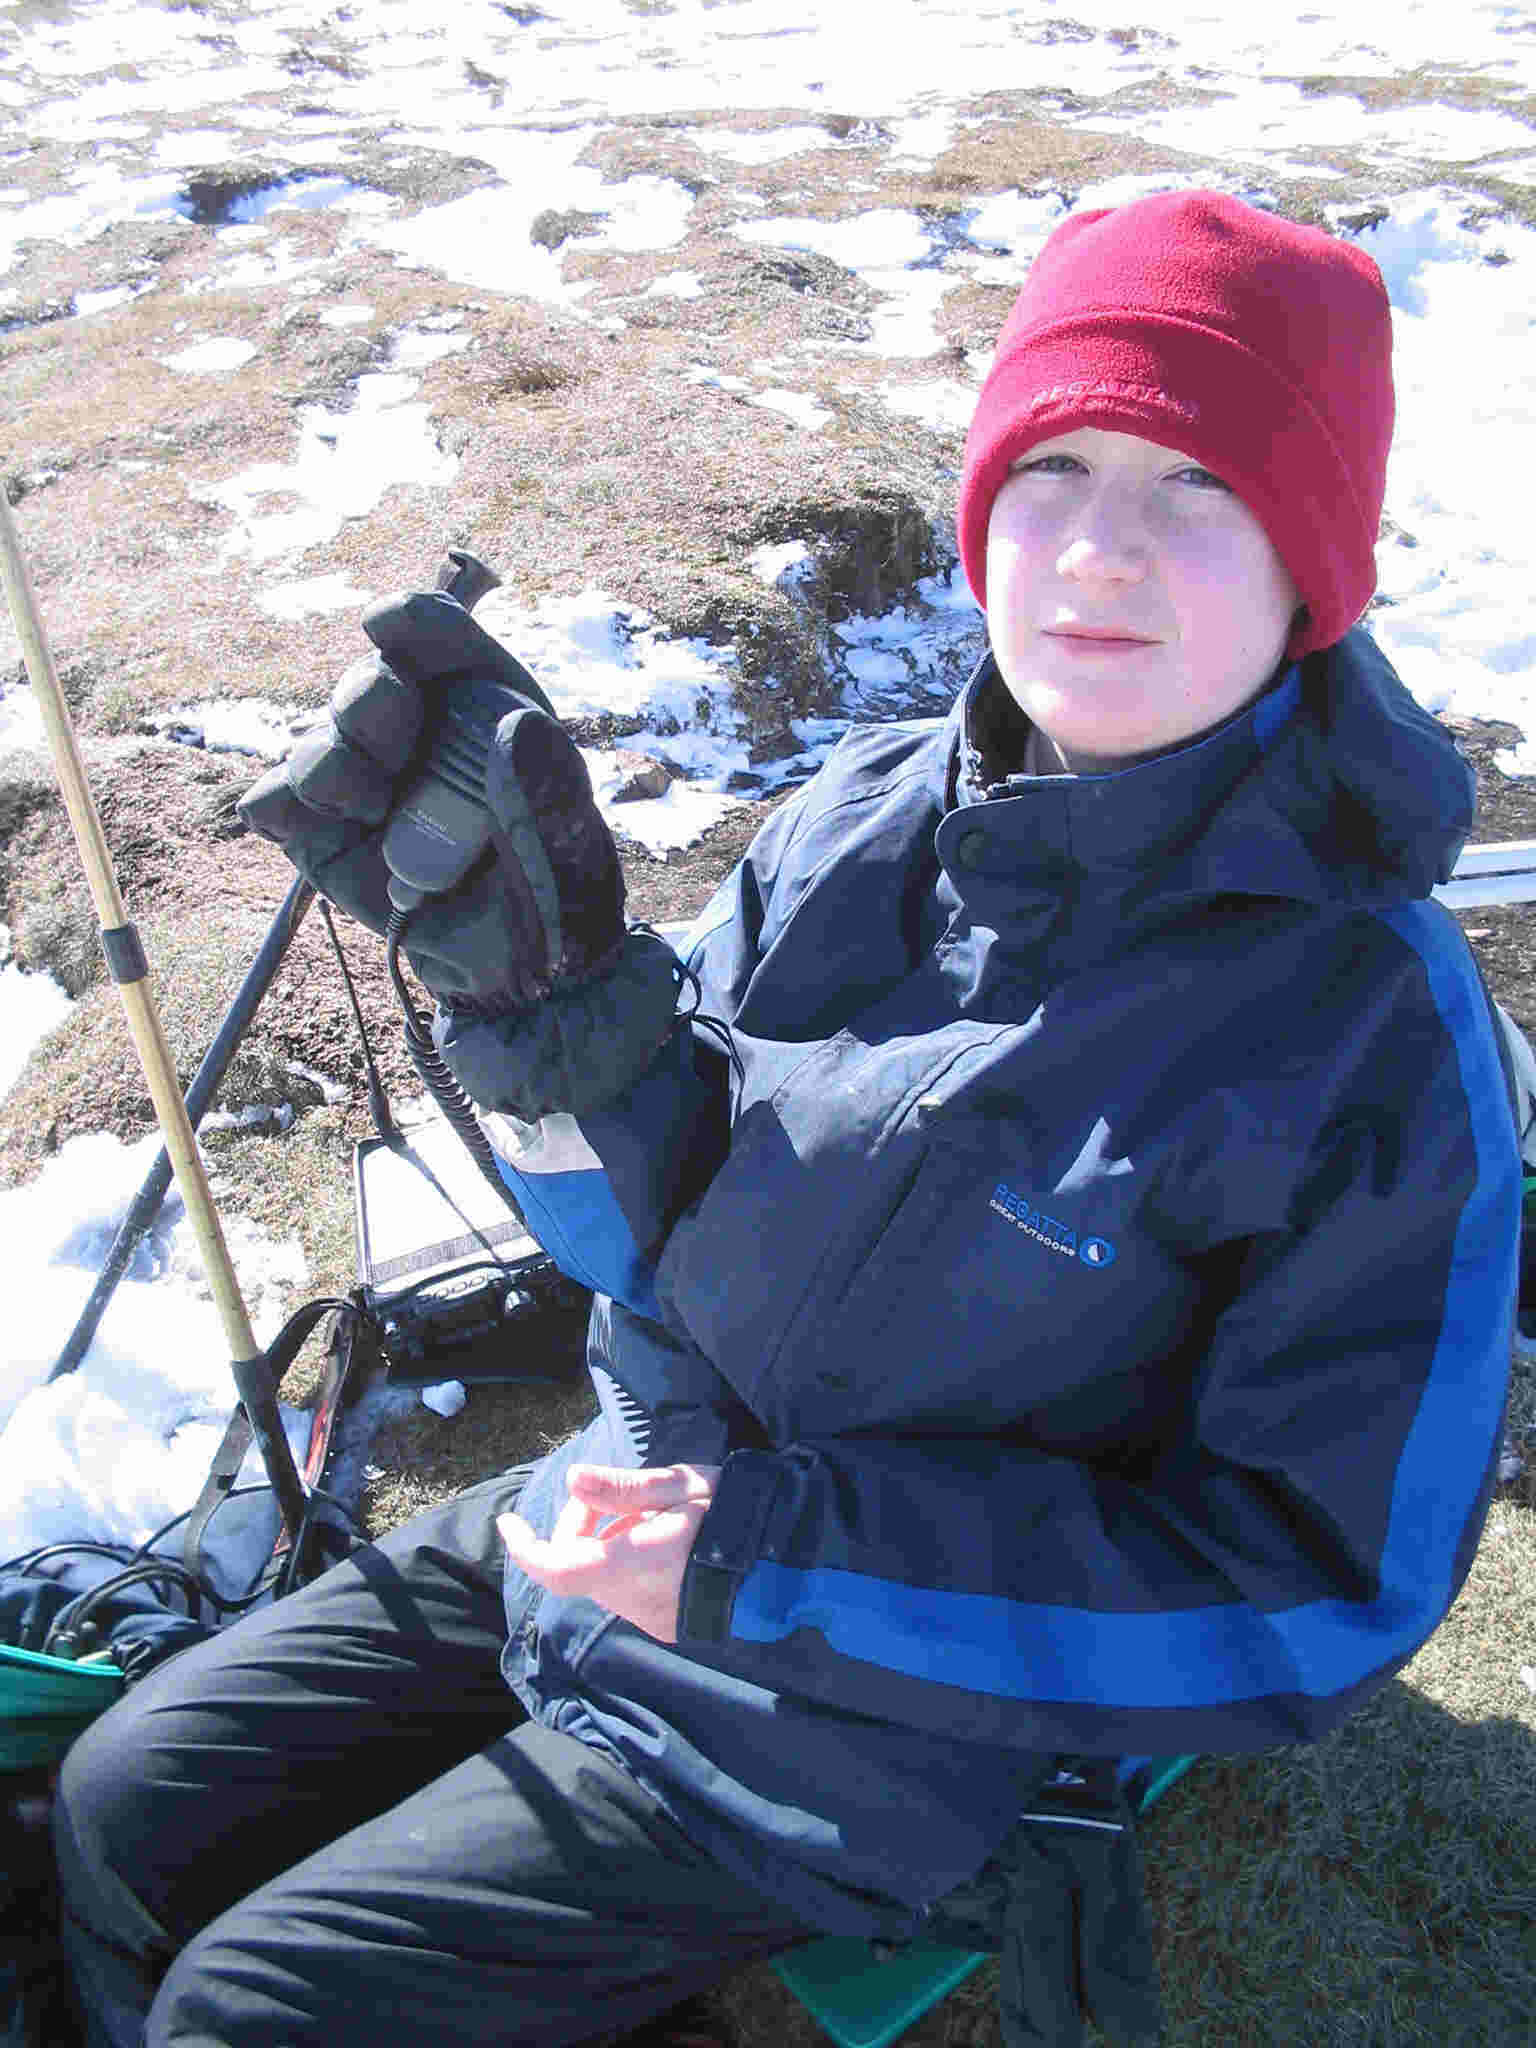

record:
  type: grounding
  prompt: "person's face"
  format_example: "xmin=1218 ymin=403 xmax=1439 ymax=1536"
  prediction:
xmin=984 ymin=426 xmax=1301 ymax=772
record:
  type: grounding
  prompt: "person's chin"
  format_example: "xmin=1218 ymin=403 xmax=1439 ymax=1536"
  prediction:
xmin=1046 ymin=727 xmax=1161 ymax=772
xmin=1031 ymin=691 xmax=1171 ymax=767
xmin=1027 ymin=635 xmax=1166 ymax=691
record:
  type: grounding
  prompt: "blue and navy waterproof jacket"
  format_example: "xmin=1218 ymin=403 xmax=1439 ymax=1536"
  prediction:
xmin=484 ymin=627 xmax=1519 ymax=1937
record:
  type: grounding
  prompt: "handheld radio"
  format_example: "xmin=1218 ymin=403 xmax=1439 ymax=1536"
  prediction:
xmin=371 ymin=548 xmax=552 ymax=913
xmin=380 ymin=673 xmax=533 ymax=911
xmin=358 ymin=548 xmax=548 ymax=1200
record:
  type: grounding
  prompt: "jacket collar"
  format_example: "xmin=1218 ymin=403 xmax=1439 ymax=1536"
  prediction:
xmin=930 ymin=629 xmax=1473 ymax=909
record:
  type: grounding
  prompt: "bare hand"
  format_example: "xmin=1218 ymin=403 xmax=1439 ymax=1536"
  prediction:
xmin=497 ymin=1463 xmax=721 ymax=1644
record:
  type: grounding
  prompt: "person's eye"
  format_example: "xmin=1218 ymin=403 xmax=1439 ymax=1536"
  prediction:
xmin=1017 ymin=452 xmax=1085 ymax=476
xmin=1173 ymin=464 xmax=1230 ymax=492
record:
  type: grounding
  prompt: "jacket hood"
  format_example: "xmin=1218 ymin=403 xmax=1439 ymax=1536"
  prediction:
xmin=939 ymin=626 xmax=1473 ymax=910
xmin=1285 ymin=627 xmax=1475 ymax=899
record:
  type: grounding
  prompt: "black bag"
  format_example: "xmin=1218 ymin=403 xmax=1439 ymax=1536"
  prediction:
xmin=924 ymin=1758 xmax=1165 ymax=2048
xmin=3 ymin=1768 xmax=85 ymax=2048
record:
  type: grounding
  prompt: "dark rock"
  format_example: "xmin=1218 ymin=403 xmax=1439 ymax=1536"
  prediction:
xmin=179 ymin=167 xmax=291 ymax=227
xmin=821 ymin=114 xmax=893 ymax=144
xmin=198 ymin=786 xmax=249 ymax=839
xmin=530 ymin=208 xmax=608 ymax=251
xmin=1335 ymin=204 xmax=1390 ymax=234
xmin=748 ymin=730 xmax=801 ymax=766
xmin=744 ymin=486 xmax=939 ymax=621
xmin=565 ymin=709 xmax=650 ymax=747
xmin=348 ymin=145 xmax=498 ymax=211
xmin=609 ymin=750 xmax=674 ymax=802
xmin=0 ymin=296 xmax=74 ymax=337
xmin=742 ymin=247 xmax=856 ymax=298
xmin=217 ymin=1046 xmax=328 ymax=1116
xmin=1442 ymin=713 xmax=1526 ymax=749
xmin=278 ymin=43 xmax=363 ymax=81
xmin=14 ymin=884 xmax=100 ymax=997
xmin=0 ymin=769 xmax=58 ymax=838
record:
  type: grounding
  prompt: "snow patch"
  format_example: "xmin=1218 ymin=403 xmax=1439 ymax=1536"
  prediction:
xmin=0 ymin=678 xmax=45 ymax=756
xmin=878 ymin=379 xmax=977 ymax=432
xmin=640 ymin=271 xmax=705 ymax=300
xmin=156 ymin=699 xmax=319 ymax=760
xmin=158 ymin=335 xmax=258 ymax=373
xmin=0 ymin=956 xmax=73 ymax=1100
xmin=196 ymin=368 xmax=458 ymax=565
xmin=747 ymin=387 xmax=832 ymax=430
xmin=735 ymin=208 xmax=930 ymax=270
xmin=256 ymin=575 xmax=374 ymax=623
xmin=359 ymin=150 xmax=695 ymax=306
xmin=0 ymin=1130 xmax=309 ymax=1558
xmin=749 ymin=541 xmax=814 ymax=588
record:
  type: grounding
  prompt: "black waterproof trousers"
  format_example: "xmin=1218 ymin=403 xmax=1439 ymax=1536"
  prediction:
xmin=51 ymin=1473 xmax=816 ymax=2048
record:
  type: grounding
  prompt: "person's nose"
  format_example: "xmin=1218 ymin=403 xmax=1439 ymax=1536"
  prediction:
xmin=1055 ymin=488 xmax=1149 ymax=586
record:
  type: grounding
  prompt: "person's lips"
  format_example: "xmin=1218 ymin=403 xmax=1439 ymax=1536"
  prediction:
xmin=1043 ymin=625 xmax=1160 ymax=645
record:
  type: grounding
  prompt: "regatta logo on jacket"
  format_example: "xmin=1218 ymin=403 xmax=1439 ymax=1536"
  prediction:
xmin=989 ymin=1182 xmax=1117 ymax=1268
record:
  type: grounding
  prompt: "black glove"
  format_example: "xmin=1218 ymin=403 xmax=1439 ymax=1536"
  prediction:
xmin=238 ymin=588 xmax=626 ymax=1010
xmin=925 ymin=1760 xmax=1165 ymax=2048
xmin=433 ymin=927 xmax=685 ymax=1122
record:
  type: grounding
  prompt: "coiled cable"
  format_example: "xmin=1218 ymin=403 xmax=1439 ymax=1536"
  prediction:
xmin=385 ymin=907 xmax=514 ymax=1203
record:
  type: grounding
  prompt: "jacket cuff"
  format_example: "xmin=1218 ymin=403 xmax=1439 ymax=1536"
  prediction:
xmin=433 ymin=928 xmax=681 ymax=1120
xmin=646 ymin=1405 xmax=738 ymax=1473
xmin=677 ymin=1450 xmax=784 ymax=1646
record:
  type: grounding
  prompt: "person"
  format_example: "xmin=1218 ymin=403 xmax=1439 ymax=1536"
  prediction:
xmin=51 ymin=189 xmax=1518 ymax=2048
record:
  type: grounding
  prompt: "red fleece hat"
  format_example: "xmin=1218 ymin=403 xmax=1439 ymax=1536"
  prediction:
xmin=957 ymin=190 xmax=1394 ymax=657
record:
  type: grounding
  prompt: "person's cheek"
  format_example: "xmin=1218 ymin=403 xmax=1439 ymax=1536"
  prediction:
xmin=986 ymin=532 xmax=1029 ymax=657
xmin=985 ymin=526 xmax=1012 ymax=618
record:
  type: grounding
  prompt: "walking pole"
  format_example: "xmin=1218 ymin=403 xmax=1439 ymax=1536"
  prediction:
xmin=0 ymin=488 xmax=309 ymax=1545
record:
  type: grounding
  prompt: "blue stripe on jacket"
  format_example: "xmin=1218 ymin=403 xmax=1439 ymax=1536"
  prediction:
xmin=728 ymin=900 xmax=1518 ymax=1708
xmin=493 ymin=1152 xmax=661 ymax=1321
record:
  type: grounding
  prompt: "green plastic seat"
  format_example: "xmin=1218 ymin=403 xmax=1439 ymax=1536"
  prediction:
xmin=0 ymin=1642 xmax=124 ymax=1773
xmin=771 ymin=1755 xmax=1198 ymax=2048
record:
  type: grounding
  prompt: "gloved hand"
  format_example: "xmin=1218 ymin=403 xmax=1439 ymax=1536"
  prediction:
xmin=238 ymin=584 xmax=626 ymax=1010
xmin=925 ymin=1759 xmax=1165 ymax=2048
